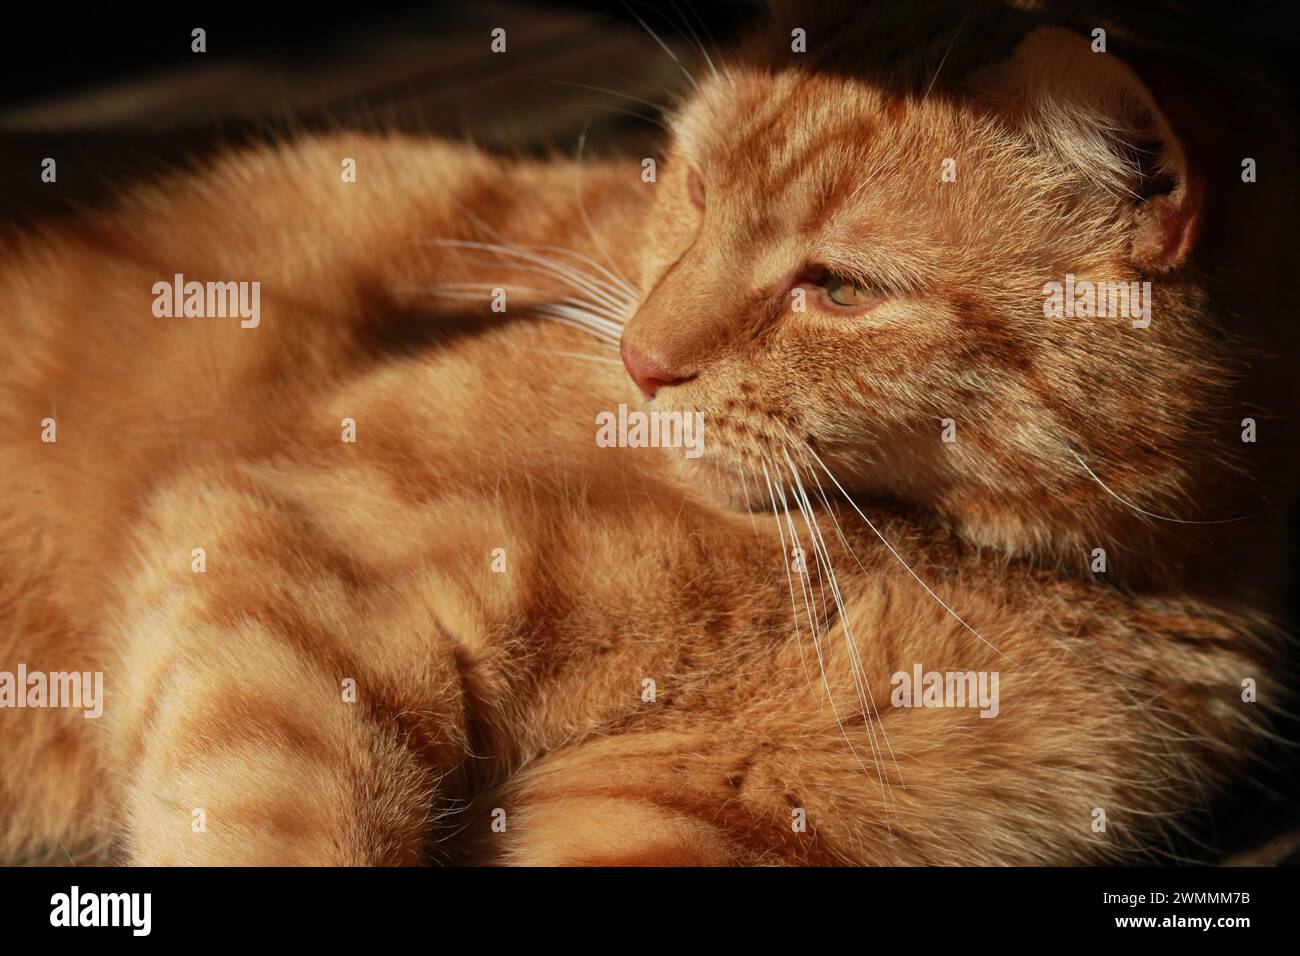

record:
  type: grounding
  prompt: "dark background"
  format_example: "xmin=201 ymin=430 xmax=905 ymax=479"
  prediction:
xmin=12 ymin=2 xmax=754 ymax=109
xmin=0 ymin=1 xmax=1296 ymax=113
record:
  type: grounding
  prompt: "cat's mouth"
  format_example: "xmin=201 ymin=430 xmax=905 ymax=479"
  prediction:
xmin=641 ymin=403 xmax=818 ymax=512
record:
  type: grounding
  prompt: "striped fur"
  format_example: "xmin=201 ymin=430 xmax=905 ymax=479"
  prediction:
xmin=1 ymin=11 xmax=1296 ymax=865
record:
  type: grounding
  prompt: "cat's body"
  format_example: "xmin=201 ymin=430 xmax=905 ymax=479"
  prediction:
xmin=1 ymin=8 xmax=1296 ymax=865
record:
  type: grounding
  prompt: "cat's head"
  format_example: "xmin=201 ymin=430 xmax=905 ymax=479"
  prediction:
xmin=618 ymin=23 xmax=1236 ymax=565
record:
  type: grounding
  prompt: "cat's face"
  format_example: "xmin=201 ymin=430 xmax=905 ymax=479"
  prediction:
xmin=619 ymin=29 xmax=1217 ymax=556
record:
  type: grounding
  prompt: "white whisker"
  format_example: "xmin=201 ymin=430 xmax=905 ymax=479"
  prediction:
xmin=665 ymin=0 xmax=719 ymax=79
xmin=428 ymin=239 xmax=635 ymax=317
xmin=538 ymin=349 xmax=623 ymax=365
xmin=1067 ymin=447 xmax=1249 ymax=525
xmin=535 ymin=304 xmax=624 ymax=343
xmin=574 ymin=125 xmax=641 ymax=300
xmin=412 ymin=283 xmax=624 ymax=346
xmin=781 ymin=447 xmax=903 ymax=804
xmin=622 ymin=3 xmax=701 ymax=93
xmin=521 ymin=243 xmax=640 ymax=302
xmin=783 ymin=427 xmax=1017 ymax=667
xmin=735 ymin=462 xmax=760 ymax=537
xmin=757 ymin=461 xmax=817 ymax=694
xmin=762 ymin=461 xmax=888 ymax=801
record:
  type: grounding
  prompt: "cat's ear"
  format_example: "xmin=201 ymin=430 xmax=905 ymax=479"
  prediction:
xmin=976 ymin=26 xmax=1203 ymax=271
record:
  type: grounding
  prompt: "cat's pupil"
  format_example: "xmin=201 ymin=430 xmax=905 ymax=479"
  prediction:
xmin=821 ymin=273 xmax=876 ymax=307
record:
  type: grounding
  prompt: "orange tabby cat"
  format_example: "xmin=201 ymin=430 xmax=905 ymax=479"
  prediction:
xmin=1 ymin=10 xmax=1295 ymax=865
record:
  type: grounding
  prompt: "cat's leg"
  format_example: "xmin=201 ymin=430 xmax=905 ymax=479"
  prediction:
xmin=0 ymin=679 xmax=114 ymax=864
xmin=477 ymin=581 xmax=1270 ymax=866
xmin=108 ymin=470 xmax=471 ymax=865
xmin=0 ymin=536 xmax=119 ymax=863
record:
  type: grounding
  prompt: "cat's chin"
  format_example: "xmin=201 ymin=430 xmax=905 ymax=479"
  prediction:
xmin=664 ymin=451 xmax=774 ymax=514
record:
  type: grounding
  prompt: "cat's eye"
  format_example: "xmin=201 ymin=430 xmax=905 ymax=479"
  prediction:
xmin=820 ymin=272 xmax=880 ymax=308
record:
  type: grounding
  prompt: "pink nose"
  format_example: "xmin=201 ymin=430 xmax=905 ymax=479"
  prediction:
xmin=620 ymin=340 xmax=687 ymax=399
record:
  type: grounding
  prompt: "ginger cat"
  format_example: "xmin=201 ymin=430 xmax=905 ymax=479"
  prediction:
xmin=1 ymin=12 xmax=1296 ymax=865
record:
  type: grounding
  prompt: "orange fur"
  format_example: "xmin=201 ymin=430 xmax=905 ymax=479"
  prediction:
xmin=0 ymin=15 xmax=1295 ymax=865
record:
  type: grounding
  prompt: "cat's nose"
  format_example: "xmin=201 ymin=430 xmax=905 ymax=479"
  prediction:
xmin=620 ymin=339 xmax=688 ymax=399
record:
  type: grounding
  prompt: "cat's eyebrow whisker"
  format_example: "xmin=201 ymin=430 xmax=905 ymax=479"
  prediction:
xmin=621 ymin=2 xmax=702 ymax=94
xmin=538 ymin=78 xmax=674 ymax=120
xmin=921 ymin=1 xmax=975 ymax=102
xmin=664 ymin=0 xmax=720 ymax=80
xmin=1065 ymin=446 xmax=1251 ymax=525
xmin=780 ymin=423 xmax=1018 ymax=668
xmin=624 ymin=0 xmax=719 ymax=83
xmin=564 ymin=102 xmax=671 ymax=133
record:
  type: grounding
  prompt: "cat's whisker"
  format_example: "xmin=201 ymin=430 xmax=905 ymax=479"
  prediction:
xmin=538 ymin=318 xmax=621 ymax=348
xmin=426 ymin=238 xmax=634 ymax=313
xmin=410 ymin=287 xmax=519 ymax=310
xmin=563 ymin=102 xmax=671 ymax=133
xmin=763 ymin=461 xmax=889 ymax=803
xmin=538 ymin=350 xmax=624 ymax=365
xmin=621 ymin=2 xmax=702 ymax=93
xmin=458 ymin=259 xmax=633 ymax=321
xmin=418 ymin=286 xmax=620 ymax=333
xmin=782 ymin=452 xmax=876 ymax=691
xmin=539 ymin=78 xmax=674 ymax=120
xmin=624 ymin=0 xmax=720 ymax=84
xmin=1065 ymin=446 xmax=1251 ymax=525
xmin=433 ymin=186 xmax=639 ymax=306
xmin=428 ymin=239 xmax=635 ymax=317
xmin=574 ymin=125 xmax=641 ymax=300
xmin=734 ymin=461 xmax=760 ymax=537
xmin=779 ymin=423 xmax=1018 ymax=667
xmin=415 ymin=281 xmax=561 ymax=302
xmin=520 ymin=243 xmax=640 ymax=303
xmin=759 ymin=461 xmax=823 ymax=696
xmin=921 ymin=3 xmax=976 ymax=101
xmin=414 ymin=283 xmax=625 ymax=346
xmin=781 ymin=446 xmax=903 ymax=806
xmin=774 ymin=471 xmax=825 ymax=655
xmin=535 ymin=303 xmax=625 ymax=343
xmin=663 ymin=0 xmax=720 ymax=80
